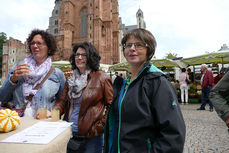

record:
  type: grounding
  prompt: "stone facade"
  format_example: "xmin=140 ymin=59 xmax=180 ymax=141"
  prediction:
xmin=52 ymin=0 xmax=120 ymax=65
xmin=1 ymin=39 xmax=28 ymax=82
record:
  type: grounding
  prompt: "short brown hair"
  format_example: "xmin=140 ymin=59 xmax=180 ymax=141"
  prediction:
xmin=121 ymin=28 xmax=157 ymax=61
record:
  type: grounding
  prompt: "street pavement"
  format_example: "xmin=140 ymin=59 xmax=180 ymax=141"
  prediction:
xmin=180 ymin=104 xmax=229 ymax=153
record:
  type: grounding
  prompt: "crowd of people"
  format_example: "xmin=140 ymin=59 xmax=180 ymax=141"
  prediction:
xmin=1 ymin=27 xmax=229 ymax=153
xmin=176 ymin=63 xmax=229 ymax=129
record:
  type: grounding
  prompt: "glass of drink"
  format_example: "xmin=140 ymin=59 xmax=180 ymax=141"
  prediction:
xmin=38 ymin=107 xmax=47 ymax=119
xmin=23 ymin=59 xmax=30 ymax=76
xmin=51 ymin=108 xmax=60 ymax=121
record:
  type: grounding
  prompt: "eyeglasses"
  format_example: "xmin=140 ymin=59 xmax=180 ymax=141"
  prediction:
xmin=124 ymin=42 xmax=148 ymax=50
xmin=30 ymin=41 xmax=46 ymax=47
xmin=74 ymin=53 xmax=87 ymax=59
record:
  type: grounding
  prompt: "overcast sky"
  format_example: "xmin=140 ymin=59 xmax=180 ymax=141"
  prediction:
xmin=0 ymin=0 xmax=229 ymax=59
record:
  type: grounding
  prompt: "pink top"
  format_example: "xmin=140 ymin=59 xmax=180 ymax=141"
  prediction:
xmin=179 ymin=72 xmax=189 ymax=85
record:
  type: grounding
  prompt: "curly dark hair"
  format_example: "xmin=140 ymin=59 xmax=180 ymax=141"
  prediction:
xmin=27 ymin=29 xmax=57 ymax=56
xmin=69 ymin=42 xmax=101 ymax=71
xmin=121 ymin=28 xmax=157 ymax=61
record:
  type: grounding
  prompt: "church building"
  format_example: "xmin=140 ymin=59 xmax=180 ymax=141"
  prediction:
xmin=47 ymin=0 xmax=119 ymax=65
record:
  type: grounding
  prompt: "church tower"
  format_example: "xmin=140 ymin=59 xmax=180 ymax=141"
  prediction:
xmin=51 ymin=0 xmax=119 ymax=65
xmin=47 ymin=0 xmax=62 ymax=36
xmin=136 ymin=8 xmax=146 ymax=29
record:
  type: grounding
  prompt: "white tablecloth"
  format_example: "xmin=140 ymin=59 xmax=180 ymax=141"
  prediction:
xmin=0 ymin=117 xmax=71 ymax=153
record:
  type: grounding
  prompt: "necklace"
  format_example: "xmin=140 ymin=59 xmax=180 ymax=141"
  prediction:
xmin=126 ymin=74 xmax=131 ymax=85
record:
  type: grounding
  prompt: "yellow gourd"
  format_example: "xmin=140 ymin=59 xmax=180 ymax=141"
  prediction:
xmin=0 ymin=109 xmax=21 ymax=132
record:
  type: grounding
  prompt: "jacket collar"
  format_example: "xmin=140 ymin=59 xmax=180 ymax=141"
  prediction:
xmin=140 ymin=61 xmax=165 ymax=76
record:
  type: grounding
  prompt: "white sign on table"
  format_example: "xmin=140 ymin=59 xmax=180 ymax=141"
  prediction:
xmin=1 ymin=121 xmax=72 ymax=144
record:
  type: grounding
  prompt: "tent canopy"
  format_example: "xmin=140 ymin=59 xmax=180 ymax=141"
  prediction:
xmin=183 ymin=50 xmax=229 ymax=66
xmin=109 ymin=59 xmax=180 ymax=71
xmin=53 ymin=50 xmax=229 ymax=72
xmin=52 ymin=61 xmax=72 ymax=72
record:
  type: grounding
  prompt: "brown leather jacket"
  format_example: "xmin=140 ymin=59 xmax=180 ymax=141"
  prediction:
xmin=54 ymin=71 xmax=113 ymax=138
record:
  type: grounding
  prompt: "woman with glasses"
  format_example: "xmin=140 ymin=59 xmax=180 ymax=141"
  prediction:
xmin=0 ymin=29 xmax=66 ymax=117
xmin=104 ymin=28 xmax=186 ymax=153
xmin=53 ymin=42 xmax=113 ymax=153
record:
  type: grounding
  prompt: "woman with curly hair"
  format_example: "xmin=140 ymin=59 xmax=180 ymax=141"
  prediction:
xmin=53 ymin=42 xmax=113 ymax=153
xmin=0 ymin=29 xmax=66 ymax=117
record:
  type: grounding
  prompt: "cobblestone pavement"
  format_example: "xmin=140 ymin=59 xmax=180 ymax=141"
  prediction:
xmin=180 ymin=104 xmax=229 ymax=153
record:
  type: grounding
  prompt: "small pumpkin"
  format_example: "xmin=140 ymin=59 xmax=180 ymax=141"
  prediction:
xmin=0 ymin=109 xmax=21 ymax=132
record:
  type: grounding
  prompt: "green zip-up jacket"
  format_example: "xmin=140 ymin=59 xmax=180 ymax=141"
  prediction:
xmin=104 ymin=62 xmax=186 ymax=153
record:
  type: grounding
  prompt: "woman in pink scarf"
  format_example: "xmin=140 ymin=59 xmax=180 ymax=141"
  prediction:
xmin=0 ymin=29 xmax=66 ymax=117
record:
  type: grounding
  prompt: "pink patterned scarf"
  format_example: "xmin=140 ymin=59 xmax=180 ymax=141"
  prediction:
xmin=22 ymin=55 xmax=52 ymax=99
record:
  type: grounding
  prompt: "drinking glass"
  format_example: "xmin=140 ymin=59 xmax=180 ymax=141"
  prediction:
xmin=51 ymin=108 xmax=60 ymax=121
xmin=38 ymin=107 xmax=47 ymax=119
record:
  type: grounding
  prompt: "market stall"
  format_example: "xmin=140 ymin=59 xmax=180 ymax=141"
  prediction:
xmin=181 ymin=50 xmax=229 ymax=103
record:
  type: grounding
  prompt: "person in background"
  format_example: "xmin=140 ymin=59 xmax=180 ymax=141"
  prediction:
xmin=111 ymin=72 xmax=116 ymax=84
xmin=214 ymin=68 xmax=225 ymax=85
xmin=214 ymin=72 xmax=223 ymax=85
xmin=53 ymin=42 xmax=113 ymax=153
xmin=179 ymin=68 xmax=189 ymax=104
xmin=210 ymin=72 xmax=229 ymax=128
xmin=113 ymin=72 xmax=123 ymax=91
xmin=0 ymin=29 xmax=66 ymax=117
xmin=197 ymin=64 xmax=214 ymax=112
xmin=104 ymin=28 xmax=185 ymax=153
xmin=187 ymin=68 xmax=194 ymax=83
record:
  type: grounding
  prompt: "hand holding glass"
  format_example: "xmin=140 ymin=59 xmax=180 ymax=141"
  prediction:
xmin=14 ymin=64 xmax=30 ymax=77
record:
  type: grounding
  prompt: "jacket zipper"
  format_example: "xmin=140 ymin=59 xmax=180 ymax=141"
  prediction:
xmin=147 ymin=138 xmax=152 ymax=153
xmin=117 ymin=66 xmax=147 ymax=153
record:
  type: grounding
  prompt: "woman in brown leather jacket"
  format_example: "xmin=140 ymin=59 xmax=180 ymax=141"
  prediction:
xmin=54 ymin=42 xmax=113 ymax=153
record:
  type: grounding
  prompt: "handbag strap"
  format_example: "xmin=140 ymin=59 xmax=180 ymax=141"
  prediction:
xmin=33 ymin=66 xmax=55 ymax=90
xmin=25 ymin=66 xmax=55 ymax=102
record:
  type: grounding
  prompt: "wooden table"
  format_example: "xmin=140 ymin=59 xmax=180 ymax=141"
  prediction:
xmin=0 ymin=117 xmax=71 ymax=153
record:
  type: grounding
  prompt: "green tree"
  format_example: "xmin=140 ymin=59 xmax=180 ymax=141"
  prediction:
xmin=165 ymin=52 xmax=178 ymax=59
xmin=0 ymin=32 xmax=8 ymax=77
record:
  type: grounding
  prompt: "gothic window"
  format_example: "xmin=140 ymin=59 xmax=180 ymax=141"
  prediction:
xmin=55 ymin=10 xmax=58 ymax=14
xmin=54 ymin=28 xmax=58 ymax=34
xmin=55 ymin=20 xmax=58 ymax=25
xmin=81 ymin=9 xmax=88 ymax=37
xmin=138 ymin=17 xmax=142 ymax=28
xmin=102 ymin=25 xmax=106 ymax=36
